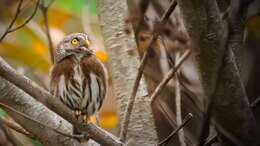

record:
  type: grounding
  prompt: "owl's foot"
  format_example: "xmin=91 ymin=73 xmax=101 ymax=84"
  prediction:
xmin=74 ymin=110 xmax=82 ymax=116
xmin=83 ymin=115 xmax=89 ymax=123
xmin=74 ymin=110 xmax=82 ymax=122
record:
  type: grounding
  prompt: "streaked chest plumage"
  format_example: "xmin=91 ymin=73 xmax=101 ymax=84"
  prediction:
xmin=51 ymin=54 xmax=104 ymax=116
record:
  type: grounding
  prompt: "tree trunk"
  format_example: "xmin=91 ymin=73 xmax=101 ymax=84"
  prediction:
xmin=96 ymin=0 xmax=158 ymax=145
xmin=177 ymin=0 xmax=260 ymax=145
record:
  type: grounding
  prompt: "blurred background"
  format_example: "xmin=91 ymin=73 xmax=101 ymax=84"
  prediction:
xmin=0 ymin=0 xmax=260 ymax=145
xmin=0 ymin=0 xmax=118 ymax=145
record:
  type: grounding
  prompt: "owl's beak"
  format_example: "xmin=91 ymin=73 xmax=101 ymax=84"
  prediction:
xmin=82 ymin=39 xmax=90 ymax=48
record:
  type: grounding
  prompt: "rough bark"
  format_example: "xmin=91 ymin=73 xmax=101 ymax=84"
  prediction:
xmin=177 ymin=0 xmax=260 ymax=145
xmin=96 ymin=0 xmax=158 ymax=145
xmin=0 ymin=77 xmax=83 ymax=146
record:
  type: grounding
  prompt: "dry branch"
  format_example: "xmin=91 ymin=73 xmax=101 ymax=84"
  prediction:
xmin=39 ymin=0 xmax=55 ymax=64
xmin=175 ymin=53 xmax=186 ymax=146
xmin=0 ymin=57 xmax=123 ymax=146
xmin=151 ymin=49 xmax=191 ymax=103
xmin=0 ymin=0 xmax=40 ymax=42
xmin=157 ymin=113 xmax=193 ymax=146
xmin=0 ymin=116 xmax=35 ymax=139
xmin=0 ymin=0 xmax=23 ymax=41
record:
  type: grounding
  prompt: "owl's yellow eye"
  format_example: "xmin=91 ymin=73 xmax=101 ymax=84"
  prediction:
xmin=71 ymin=38 xmax=79 ymax=45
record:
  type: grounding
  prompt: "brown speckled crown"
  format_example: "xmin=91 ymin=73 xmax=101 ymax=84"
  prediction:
xmin=54 ymin=33 xmax=90 ymax=63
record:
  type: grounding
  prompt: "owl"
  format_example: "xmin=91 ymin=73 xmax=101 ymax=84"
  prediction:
xmin=49 ymin=33 xmax=107 ymax=130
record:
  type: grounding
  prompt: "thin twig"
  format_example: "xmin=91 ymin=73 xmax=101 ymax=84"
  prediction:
xmin=0 ymin=0 xmax=23 ymax=42
xmin=157 ymin=113 xmax=193 ymax=146
xmin=0 ymin=116 xmax=36 ymax=139
xmin=151 ymin=49 xmax=191 ymax=103
xmin=0 ymin=57 xmax=123 ymax=146
xmin=250 ymin=97 xmax=260 ymax=108
xmin=0 ymin=102 xmax=83 ymax=140
xmin=39 ymin=0 xmax=55 ymax=64
xmin=9 ymin=0 xmax=40 ymax=32
xmin=175 ymin=52 xmax=186 ymax=146
xmin=119 ymin=0 xmax=178 ymax=141
xmin=204 ymin=135 xmax=218 ymax=146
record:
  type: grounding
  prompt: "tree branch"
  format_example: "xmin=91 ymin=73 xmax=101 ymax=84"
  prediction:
xmin=151 ymin=49 xmax=191 ymax=103
xmin=0 ymin=56 xmax=123 ymax=146
xmin=175 ymin=53 xmax=186 ymax=146
xmin=0 ymin=103 xmax=82 ymax=140
xmin=0 ymin=0 xmax=40 ymax=42
xmin=157 ymin=113 xmax=193 ymax=146
xmin=9 ymin=0 xmax=40 ymax=32
xmin=0 ymin=78 xmax=82 ymax=146
xmin=39 ymin=0 xmax=55 ymax=64
xmin=0 ymin=0 xmax=23 ymax=42
xmin=0 ymin=116 xmax=35 ymax=139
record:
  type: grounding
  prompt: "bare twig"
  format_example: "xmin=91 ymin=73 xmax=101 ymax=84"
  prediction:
xmin=0 ymin=0 xmax=40 ymax=42
xmin=39 ymin=0 xmax=55 ymax=64
xmin=9 ymin=0 xmax=40 ymax=32
xmin=175 ymin=53 xmax=186 ymax=146
xmin=157 ymin=113 xmax=193 ymax=146
xmin=250 ymin=97 xmax=260 ymax=108
xmin=151 ymin=49 xmax=191 ymax=103
xmin=204 ymin=135 xmax=218 ymax=146
xmin=0 ymin=116 xmax=35 ymax=139
xmin=0 ymin=102 xmax=83 ymax=140
xmin=119 ymin=0 xmax=178 ymax=141
xmin=0 ymin=57 xmax=123 ymax=146
xmin=0 ymin=0 xmax=23 ymax=41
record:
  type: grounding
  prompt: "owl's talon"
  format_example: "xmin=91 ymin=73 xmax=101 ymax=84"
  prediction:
xmin=74 ymin=110 xmax=81 ymax=116
xmin=83 ymin=115 xmax=89 ymax=123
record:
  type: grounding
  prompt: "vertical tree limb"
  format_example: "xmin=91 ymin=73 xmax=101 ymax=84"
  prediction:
xmin=96 ymin=0 xmax=158 ymax=145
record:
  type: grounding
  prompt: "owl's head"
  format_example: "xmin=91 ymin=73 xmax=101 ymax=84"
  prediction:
xmin=55 ymin=33 xmax=92 ymax=63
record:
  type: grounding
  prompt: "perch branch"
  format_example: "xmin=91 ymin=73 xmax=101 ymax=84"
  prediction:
xmin=119 ymin=0 xmax=177 ymax=141
xmin=157 ymin=113 xmax=193 ymax=146
xmin=0 ymin=102 xmax=82 ymax=140
xmin=0 ymin=57 xmax=123 ymax=146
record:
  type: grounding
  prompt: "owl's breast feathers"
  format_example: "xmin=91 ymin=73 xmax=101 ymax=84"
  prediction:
xmin=50 ymin=54 xmax=107 ymax=116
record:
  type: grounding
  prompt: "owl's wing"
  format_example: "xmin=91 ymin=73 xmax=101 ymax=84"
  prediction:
xmin=49 ymin=57 xmax=76 ymax=96
xmin=81 ymin=55 xmax=108 ymax=107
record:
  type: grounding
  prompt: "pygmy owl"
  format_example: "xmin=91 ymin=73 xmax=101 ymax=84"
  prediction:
xmin=49 ymin=33 xmax=107 ymax=131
